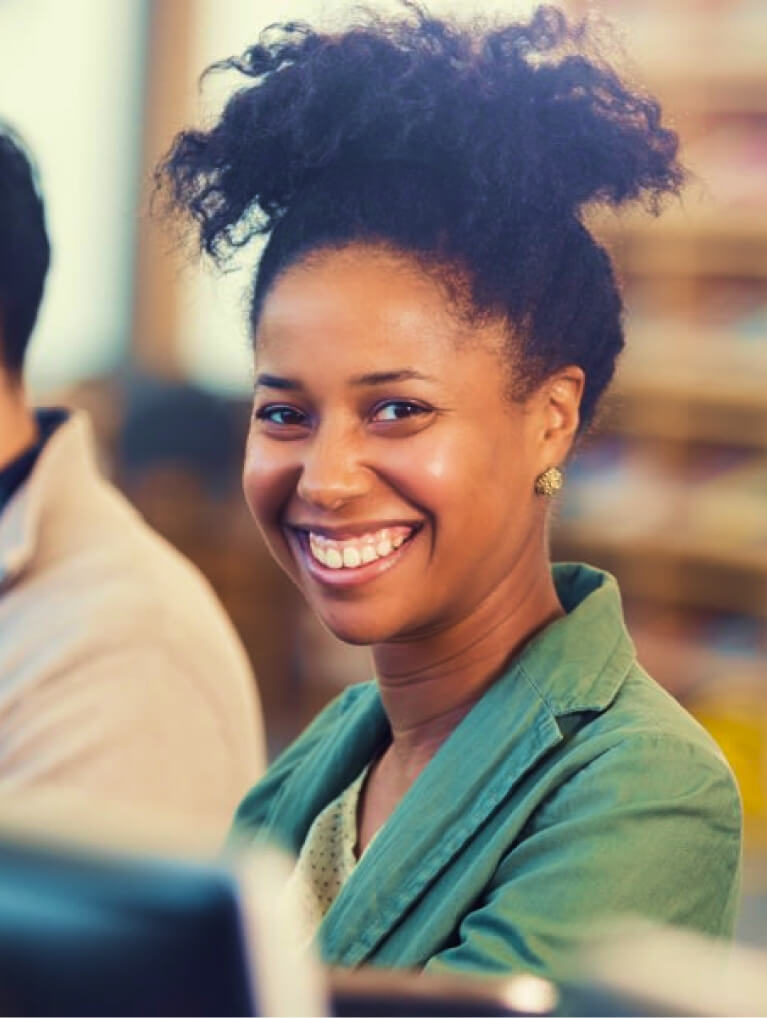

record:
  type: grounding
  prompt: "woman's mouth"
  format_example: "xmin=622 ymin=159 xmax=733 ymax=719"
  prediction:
xmin=290 ymin=524 xmax=420 ymax=586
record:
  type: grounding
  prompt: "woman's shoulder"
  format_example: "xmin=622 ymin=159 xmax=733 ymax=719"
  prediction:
xmin=541 ymin=564 xmax=736 ymax=783
xmin=602 ymin=659 xmax=734 ymax=772
xmin=543 ymin=659 xmax=743 ymax=844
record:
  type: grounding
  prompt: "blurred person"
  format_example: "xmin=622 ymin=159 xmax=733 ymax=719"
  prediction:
xmin=160 ymin=3 xmax=742 ymax=976
xmin=0 ymin=124 xmax=265 ymax=834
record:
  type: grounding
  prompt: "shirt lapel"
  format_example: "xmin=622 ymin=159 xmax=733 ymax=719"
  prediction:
xmin=263 ymin=686 xmax=390 ymax=854
xmin=318 ymin=660 xmax=563 ymax=966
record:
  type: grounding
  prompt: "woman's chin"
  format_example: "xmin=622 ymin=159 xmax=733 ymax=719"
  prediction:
xmin=320 ymin=620 xmax=385 ymax=647
xmin=314 ymin=606 xmax=398 ymax=647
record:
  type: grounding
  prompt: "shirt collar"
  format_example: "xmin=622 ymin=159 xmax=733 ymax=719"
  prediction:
xmin=283 ymin=561 xmax=635 ymax=858
xmin=319 ymin=563 xmax=636 ymax=964
xmin=515 ymin=561 xmax=636 ymax=716
xmin=0 ymin=408 xmax=68 ymax=513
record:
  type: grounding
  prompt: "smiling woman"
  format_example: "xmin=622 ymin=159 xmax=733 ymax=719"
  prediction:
xmin=157 ymin=1 xmax=742 ymax=980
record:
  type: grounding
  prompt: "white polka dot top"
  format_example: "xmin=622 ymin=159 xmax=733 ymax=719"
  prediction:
xmin=286 ymin=763 xmax=372 ymax=941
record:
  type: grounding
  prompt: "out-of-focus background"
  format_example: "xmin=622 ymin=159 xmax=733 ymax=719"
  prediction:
xmin=1 ymin=0 xmax=765 ymax=937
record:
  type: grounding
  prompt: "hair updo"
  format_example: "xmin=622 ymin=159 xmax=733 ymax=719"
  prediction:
xmin=158 ymin=2 xmax=683 ymax=431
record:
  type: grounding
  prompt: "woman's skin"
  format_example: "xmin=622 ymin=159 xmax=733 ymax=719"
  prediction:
xmin=243 ymin=244 xmax=584 ymax=852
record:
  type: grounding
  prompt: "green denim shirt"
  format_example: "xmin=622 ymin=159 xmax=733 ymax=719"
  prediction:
xmin=233 ymin=563 xmax=742 ymax=979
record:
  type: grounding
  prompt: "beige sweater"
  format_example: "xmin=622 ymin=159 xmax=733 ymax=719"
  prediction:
xmin=0 ymin=411 xmax=265 ymax=838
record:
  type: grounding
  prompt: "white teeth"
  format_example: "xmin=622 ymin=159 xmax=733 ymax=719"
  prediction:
xmin=325 ymin=548 xmax=343 ymax=569
xmin=314 ymin=545 xmax=328 ymax=566
xmin=342 ymin=546 xmax=361 ymax=568
xmin=307 ymin=527 xmax=414 ymax=570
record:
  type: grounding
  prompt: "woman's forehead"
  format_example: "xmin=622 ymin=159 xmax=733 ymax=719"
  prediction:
xmin=255 ymin=245 xmax=509 ymax=368
xmin=262 ymin=246 xmax=450 ymax=318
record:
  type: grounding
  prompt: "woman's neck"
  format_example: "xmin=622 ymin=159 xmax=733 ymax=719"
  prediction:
xmin=371 ymin=556 xmax=564 ymax=780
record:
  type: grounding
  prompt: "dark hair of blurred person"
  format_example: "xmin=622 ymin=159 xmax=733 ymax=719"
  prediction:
xmin=0 ymin=125 xmax=47 ymax=467
xmin=0 ymin=125 xmax=49 ymax=378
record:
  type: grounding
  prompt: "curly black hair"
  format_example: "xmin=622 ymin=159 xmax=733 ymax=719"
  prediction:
xmin=0 ymin=124 xmax=50 ymax=377
xmin=158 ymin=2 xmax=683 ymax=430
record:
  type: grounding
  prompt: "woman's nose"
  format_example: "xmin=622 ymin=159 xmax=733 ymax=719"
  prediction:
xmin=296 ymin=429 xmax=371 ymax=511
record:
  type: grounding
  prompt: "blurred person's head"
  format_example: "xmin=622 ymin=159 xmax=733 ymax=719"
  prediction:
xmin=0 ymin=125 xmax=50 ymax=462
xmin=0 ymin=124 xmax=50 ymax=383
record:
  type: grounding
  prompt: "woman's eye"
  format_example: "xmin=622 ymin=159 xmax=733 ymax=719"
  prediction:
xmin=372 ymin=401 xmax=429 ymax=423
xmin=254 ymin=405 xmax=308 ymax=428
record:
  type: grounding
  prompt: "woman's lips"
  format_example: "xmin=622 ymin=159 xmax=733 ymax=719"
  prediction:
xmin=289 ymin=524 xmax=420 ymax=588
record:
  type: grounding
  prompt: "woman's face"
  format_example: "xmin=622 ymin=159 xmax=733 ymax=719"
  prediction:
xmin=244 ymin=245 xmax=578 ymax=645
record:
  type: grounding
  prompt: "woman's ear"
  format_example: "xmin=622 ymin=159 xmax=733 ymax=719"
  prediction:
xmin=537 ymin=365 xmax=585 ymax=462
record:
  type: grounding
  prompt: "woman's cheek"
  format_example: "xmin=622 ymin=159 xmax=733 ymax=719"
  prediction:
xmin=242 ymin=436 xmax=293 ymax=530
xmin=404 ymin=433 xmax=483 ymax=502
xmin=370 ymin=443 xmax=452 ymax=522
xmin=419 ymin=443 xmax=453 ymax=486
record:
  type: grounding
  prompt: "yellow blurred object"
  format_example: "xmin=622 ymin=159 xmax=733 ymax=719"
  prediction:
xmin=691 ymin=687 xmax=767 ymax=841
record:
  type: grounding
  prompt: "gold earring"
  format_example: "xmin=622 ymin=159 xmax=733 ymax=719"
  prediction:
xmin=534 ymin=465 xmax=564 ymax=497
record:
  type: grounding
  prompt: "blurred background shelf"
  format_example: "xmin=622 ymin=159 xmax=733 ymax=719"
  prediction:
xmin=592 ymin=215 xmax=767 ymax=278
xmin=555 ymin=525 xmax=767 ymax=579
xmin=597 ymin=210 xmax=767 ymax=244
xmin=553 ymin=530 xmax=767 ymax=620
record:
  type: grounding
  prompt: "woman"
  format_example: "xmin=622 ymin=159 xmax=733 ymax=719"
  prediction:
xmin=160 ymin=3 xmax=742 ymax=978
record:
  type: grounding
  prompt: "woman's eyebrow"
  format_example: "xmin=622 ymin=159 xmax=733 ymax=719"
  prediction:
xmin=255 ymin=373 xmax=302 ymax=391
xmin=350 ymin=370 xmax=435 ymax=386
xmin=255 ymin=369 xmax=435 ymax=391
